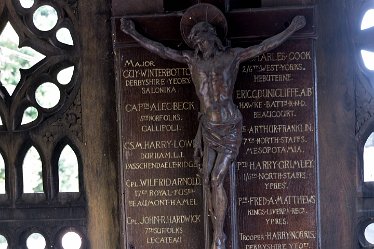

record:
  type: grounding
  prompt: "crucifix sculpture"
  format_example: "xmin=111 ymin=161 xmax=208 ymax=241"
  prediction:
xmin=121 ymin=4 xmax=306 ymax=249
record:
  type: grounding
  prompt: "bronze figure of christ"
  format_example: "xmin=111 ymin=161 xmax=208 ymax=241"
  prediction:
xmin=121 ymin=4 xmax=306 ymax=249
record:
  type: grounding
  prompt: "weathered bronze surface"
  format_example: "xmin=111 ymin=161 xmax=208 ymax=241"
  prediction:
xmin=120 ymin=4 xmax=306 ymax=249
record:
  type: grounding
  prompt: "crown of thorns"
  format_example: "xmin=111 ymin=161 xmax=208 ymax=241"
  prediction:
xmin=180 ymin=3 xmax=228 ymax=48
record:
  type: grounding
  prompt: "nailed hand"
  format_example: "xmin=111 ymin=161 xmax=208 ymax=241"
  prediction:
xmin=291 ymin=15 xmax=306 ymax=30
xmin=120 ymin=18 xmax=135 ymax=34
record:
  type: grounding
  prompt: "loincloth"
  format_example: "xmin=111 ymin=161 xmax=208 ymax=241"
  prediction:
xmin=201 ymin=110 xmax=242 ymax=157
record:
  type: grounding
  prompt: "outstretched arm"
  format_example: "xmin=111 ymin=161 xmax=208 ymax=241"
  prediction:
xmin=236 ymin=16 xmax=306 ymax=63
xmin=120 ymin=18 xmax=190 ymax=64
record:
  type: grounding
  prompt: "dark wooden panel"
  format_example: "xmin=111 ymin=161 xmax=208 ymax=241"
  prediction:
xmin=200 ymin=0 xmax=226 ymax=11
xmin=113 ymin=4 xmax=319 ymax=249
xmin=78 ymin=0 xmax=120 ymax=248
xmin=112 ymin=0 xmax=163 ymax=16
xmin=233 ymin=39 xmax=317 ymax=249
xmin=316 ymin=0 xmax=357 ymax=247
xmin=111 ymin=0 xmax=223 ymax=15
xmin=111 ymin=2 xmax=361 ymax=248
xmin=227 ymin=7 xmax=315 ymax=40
xmin=112 ymin=15 xmax=183 ymax=47
xmin=112 ymin=8 xmax=315 ymax=47
xmin=117 ymin=47 xmax=204 ymax=248
xmin=262 ymin=0 xmax=314 ymax=7
xmin=164 ymin=0 xmax=198 ymax=11
xmin=230 ymin=0 xmax=262 ymax=9
xmin=229 ymin=0 xmax=314 ymax=8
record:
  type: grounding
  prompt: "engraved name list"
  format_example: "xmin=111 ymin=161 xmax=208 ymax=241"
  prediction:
xmin=119 ymin=48 xmax=203 ymax=249
xmin=234 ymin=40 xmax=317 ymax=249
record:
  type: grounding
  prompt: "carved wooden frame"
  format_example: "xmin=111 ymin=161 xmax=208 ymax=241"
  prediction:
xmin=354 ymin=0 xmax=374 ymax=194
xmin=353 ymin=0 xmax=374 ymax=248
xmin=0 ymin=0 xmax=86 ymax=248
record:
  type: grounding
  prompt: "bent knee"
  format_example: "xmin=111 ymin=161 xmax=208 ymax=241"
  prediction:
xmin=203 ymin=177 xmax=210 ymax=186
xmin=211 ymin=174 xmax=226 ymax=187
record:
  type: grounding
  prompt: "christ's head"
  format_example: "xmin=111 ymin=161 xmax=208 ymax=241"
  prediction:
xmin=188 ymin=22 xmax=225 ymax=57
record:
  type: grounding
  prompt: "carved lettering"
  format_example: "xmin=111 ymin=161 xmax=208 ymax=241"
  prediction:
xmin=253 ymin=110 xmax=296 ymax=118
xmin=145 ymin=227 xmax=183 ymax=234
xmin=236 ymin=88 xmax=313 ymax=99
xmin=245 ymin=124 xmax=313 ymax=134
xmin=121 ymin=49 xmax=203 ymax=249
xmin=124 ymin=102 xmax=195 ymax=112
xmin=238 ymin=195 xmax=316 ymax=206
xmin=124 ymin=139 xmax=193 ymax=150
xmin=128 ymin=198 xmax=198 ymax=207
xmin=141 ymin=86 xmax=177 ymax=94
xmin=237 ymin=160 xmax=314 ymax=171
xmin=126 ymin=215 xmax=202 ymax=225
xmin=146 ymin=236 xmax=182 ymax=244
xmin=236 ymin=41 xmax=317 ymax=249
xmin=125 ymin=161 xmax=196 ymax=170
xmin=120 ymin=41 xmax=317 ymax=248
xmin=124 ymin=59 xmax=156 ymax=68
xmin=253 ymin=74 xmax=293 ymax=83
xmin=122 ymin=67 xmax=190 ymax=79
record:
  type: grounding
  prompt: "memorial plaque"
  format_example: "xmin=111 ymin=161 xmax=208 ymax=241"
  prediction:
xmin=118 ymin=47 xmax=204 ymax=248
xmin=115 ymin=9 xmax=316 ymax=249
xmin=234 ymin=39 xmax=317 ymax=249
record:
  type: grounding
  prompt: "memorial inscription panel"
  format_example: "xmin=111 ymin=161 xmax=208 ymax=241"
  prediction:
xmin=119 ymin=47 xmax=204 ymax=249
xmin=118 ymin=39 xmax=317 ymax=249
xmin=234 ymin=39 xmax=317 ymax=249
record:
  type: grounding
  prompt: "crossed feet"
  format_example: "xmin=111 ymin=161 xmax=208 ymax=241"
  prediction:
xmin=212 ymin=233 xmax=226 ymax=249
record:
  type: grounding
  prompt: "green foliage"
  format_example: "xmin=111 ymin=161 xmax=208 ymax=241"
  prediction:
xmin=0 ymin=235 xmax=7 ymax=244
xmin=39 ymin=6 xmax=54 ymax=17
xmin=33 ymin=171 xmax=43 ymax=193
xmin=59 ymin=158 xmax=77 ymax=191
xmin=24 ymin=107 xmax=38 ymax=122
xmin=0 ymin=168 xmax=4 ymax=180
xmin=0 ymin=157 xmax=4 ymax=194
xmin=0 ymin=40 xmax=33 ymax=87
xmin=59 ymin=146 xmax=79 ymax=192
xmin=0 ymin=19 xmax=75 ymax=193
